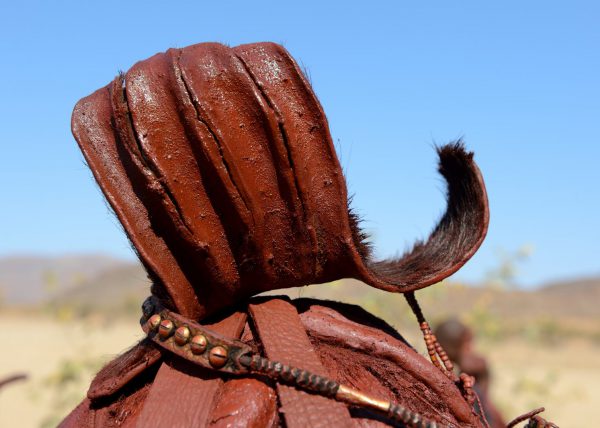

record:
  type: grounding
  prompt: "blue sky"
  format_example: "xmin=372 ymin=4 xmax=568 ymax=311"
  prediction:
xmin=0 ymin=1 xmax=598 ymax=287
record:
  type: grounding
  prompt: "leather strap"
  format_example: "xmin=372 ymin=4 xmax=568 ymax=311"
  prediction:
xmin=248 ymin=297 xmax=353 ymax=428
xmin=88 ymin=339 xmax=161 ymax=401
xmin=137 ymin=296 xmax=448 ymax=428
xmin=139 ymin=297 xmax=252 ymax=374
xmin=135 ymin=310 xmax=248 ymax=427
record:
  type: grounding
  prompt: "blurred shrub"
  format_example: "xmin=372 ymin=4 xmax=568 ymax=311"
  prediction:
xmin=37 ymin=355 xmax=105 ymax=428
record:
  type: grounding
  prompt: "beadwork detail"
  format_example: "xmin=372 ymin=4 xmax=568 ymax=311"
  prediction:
xmin=208 ymin=346 xmax=229 ymax=368
xmin=405 ymin=293 xmax=462 ymax=381
xmin=140 ymin=297 xmax=252 ymax=375
xmin=158 ymin=319 xmax=174 ymax=339
xmin=190 ymin=335 xmax=208 ymax=354
xmin=238 ymin=354 xmax=340 ymax=397
xmin=174 ymin=326 xmax=191 ymax=346
xmin=147 ymin=314 xmax=161 ymax=330
xmin=140 ymin=296 xmax=447 ymax=428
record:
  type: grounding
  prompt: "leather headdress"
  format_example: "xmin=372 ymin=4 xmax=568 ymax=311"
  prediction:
xmin=72 ymin=42 xmax=489 ymax=321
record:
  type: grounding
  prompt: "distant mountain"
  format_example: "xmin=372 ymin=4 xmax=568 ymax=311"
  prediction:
xmin=0 ymin=254 xmax=134 ymax=305
xmin=296 ymin=276 xmax=600 ymax=324
xmin=51 ymin=263 xmax=150 ymax=313
xmin=420 ymin=279 xmax=600 ymax=321
xmin=1 ymin=254 xmax=598 ymax=325
xmin=539 ymin=276 xmax=600 ymax=294
xmin=535 ymin=276 xmax=600 ymax=319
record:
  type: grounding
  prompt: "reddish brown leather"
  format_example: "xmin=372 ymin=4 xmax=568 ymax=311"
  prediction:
xmin=72 ymin=41 xmax=489 ymax=321
xmin=297 ymin=300 xmax=479 ymax=426
xmin=71 ymin=42 xmax=350 ymax=320
xmin=95 ymin=383 xmax=151 ymax=428
xmin=208 ymin=378 xmax=278 ymax=427
xmin=233 ymin=43 xmax=357 ymax=280
xmin=203 ymin=320 xmax=280 ymax=427
xmin=87 ymin=339 xmax=161 ymax=401
xmin=59 ymin=398 xmax=95 ymax=428
xmin=135 ymin=311 xmax=247 ymax=427
xmin=72 ymin=87 xmax=202 ymax=319
xmin=248 ymin=298 xmax=353 ymax=428
xmin=61 ymin=383 xmax=152 ymax=428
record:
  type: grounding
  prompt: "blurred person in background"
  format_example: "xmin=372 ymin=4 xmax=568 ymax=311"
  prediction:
xmin=434 ymin=319 xmax=506 ymax=428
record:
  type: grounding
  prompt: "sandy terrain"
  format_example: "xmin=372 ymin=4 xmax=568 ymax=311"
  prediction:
xmin=0 ymin=312 xmax=598 ymax=427
xmin=0 ymin=313 xmax=143 ymax=427
xmin=484 ymin=339 xmax=599 ymax=426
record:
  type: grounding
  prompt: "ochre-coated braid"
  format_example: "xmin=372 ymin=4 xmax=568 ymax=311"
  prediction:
xmin=422 ymin=327 xmax=442 ymax=370
xmin=238 ymin=354 xmax=445 ymax=428
xmin=406 ymin=293 xmax=457 ymax=380
xmin=433 ymin=337 xmax=454 ymax=372
xmin=239 ymin=354 xmax=340 ymax=397
xmin=388 ymin=403 xmax=441 ymax=428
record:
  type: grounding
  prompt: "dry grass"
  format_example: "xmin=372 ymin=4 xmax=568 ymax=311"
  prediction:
xmin=0 ymin=312 xmax=143 ymax=428
xmin=484 ymin=339 xmax=599 ymax=427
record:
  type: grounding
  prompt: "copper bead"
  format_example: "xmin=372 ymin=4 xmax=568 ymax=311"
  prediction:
xmin=158 ymin=319 xmax=174 ymax=339
xmin=147 ymin=314 xmax=162 ymax=330
xmin=190 ymin=335 xmax=208 ymax=354
xmin=209 ymin=346 xmax=228 ymax=368
xmin=174 ymin=326 xmax=191 ymax=346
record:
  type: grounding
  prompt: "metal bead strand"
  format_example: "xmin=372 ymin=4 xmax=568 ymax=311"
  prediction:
xmin=239 ymin=354 xmax=445 ymax=427
xmin=388 ymin=403 xmax=438 ymax=428
xmin=239 ymin=354 xmax=339 ymax=397
xmin=433 ymin=338 xmax=454 ymax=372
xmin=422 ymin=324 xmax=444 ymax=371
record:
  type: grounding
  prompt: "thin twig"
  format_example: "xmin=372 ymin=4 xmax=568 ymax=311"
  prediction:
xmin=507 ymin=407 xmax=545 ymax=428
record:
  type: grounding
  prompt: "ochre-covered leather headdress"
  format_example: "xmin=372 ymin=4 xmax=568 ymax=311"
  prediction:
xmin=72 ymin=42 xmax=489 ymax=321
xmin=64 ymin=42 xmax=560 ymax=428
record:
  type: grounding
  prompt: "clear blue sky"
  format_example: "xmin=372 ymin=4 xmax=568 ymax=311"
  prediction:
xmin=1 ymin=1 xmax=598 ymax=287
